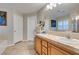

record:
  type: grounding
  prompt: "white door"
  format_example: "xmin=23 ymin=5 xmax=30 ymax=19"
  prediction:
xmin=27 ymin=15 xmax=37 ymax=41
xmin=13 ymin=13 xmax=23 ymax=43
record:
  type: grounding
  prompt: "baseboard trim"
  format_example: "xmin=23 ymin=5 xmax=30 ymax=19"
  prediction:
xmin=7 ymin=43 xmax=15 ymax=47
xmin=15 ymin=41 xmax=23 ymax=44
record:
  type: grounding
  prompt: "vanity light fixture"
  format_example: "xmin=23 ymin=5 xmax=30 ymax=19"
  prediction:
xmin=46 ymin=3 xmax=62 ymax=10
xmin=58 ymin=3 xmax=62 ymax=5
xmin=46 ymin=4 xmax=50 ymax=9
xmin=46 ymin=4 xmax=53 ymax=10
xmin=75 ymin=16 xmax=79 ymax=20
xmin=50 ymin=3 xmax=57 ymax=7
xmin=46 ymin=3 xmax=56 ymax=10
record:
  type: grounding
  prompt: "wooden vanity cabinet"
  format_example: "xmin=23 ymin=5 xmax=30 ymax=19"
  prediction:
xmin=35 ymin=37 xmax=42 ymax=55
xmin=41 ymin=40 xmax=48 ymax=55
xmin=35 ymin=36 xmax=70 ymax=55
xmin=48 ymin=43 xmax=69 ymax=55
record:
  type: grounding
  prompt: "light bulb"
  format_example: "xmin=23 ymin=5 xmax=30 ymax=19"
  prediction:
xmin=52 ymin=3 xmax=57 ymax=7
xmin=46 ymin=4 xmax=53 ymax=10
xmin=58 ymin=3 xmax=62 ymax=5
xmin=50 ymin=6 xmax=53 ymax=10
xmin=75 ymin=16 xmax=79 ymax=20
xmin=49 ymin=3 xmax=57 ymax=7
xmin=46 ymin=5 xmax=50 ymax=9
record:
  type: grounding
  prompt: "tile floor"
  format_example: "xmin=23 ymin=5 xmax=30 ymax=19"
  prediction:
xmin=2 ymin=41 xmax=37 ymax=55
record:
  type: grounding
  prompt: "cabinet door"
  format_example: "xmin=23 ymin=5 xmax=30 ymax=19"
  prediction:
xmin=41 ymin=40 xmax=48 ymax=55
xmin=42 ymin=46 xmax=47 ymax=55
xmin=48 ymin=43 xmax=69 ymax=55
xmin=35 ymin=37 xmax=41 ymax=54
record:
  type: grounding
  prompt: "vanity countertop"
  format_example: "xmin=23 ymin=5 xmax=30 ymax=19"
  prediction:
xmin=36 ymin=34 xmax=79 ymax=54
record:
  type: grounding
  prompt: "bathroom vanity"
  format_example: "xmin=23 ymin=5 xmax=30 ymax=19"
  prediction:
xmin=34 ymin=34 xmax=79 ymax=55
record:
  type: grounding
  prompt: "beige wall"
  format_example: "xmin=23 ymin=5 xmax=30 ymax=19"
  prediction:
xmin=0 ymin=8 xmax=24 ymax=45
xmin=23 ymin=16 xmax=27 ymax=40
xmin=0 ymin=8 xmax=13 ymax=45
xmin=37 ymin=5 xmax=51 ymax=22
xmin=37 ymin=4 xmax=51 ymax=33
xmin=0 ymin=9 xmax=24 ymax=54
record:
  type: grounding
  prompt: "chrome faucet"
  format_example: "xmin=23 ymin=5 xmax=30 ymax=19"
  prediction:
xmin=66 ymin=35 xmax=70 ymax=39
xmin=66 ymin=31 xmax=71 ymax=39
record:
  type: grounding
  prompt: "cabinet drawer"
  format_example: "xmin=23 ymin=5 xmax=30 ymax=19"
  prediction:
xmin=48 ymin=43 xmax=70 ymax=55
xmin=42 ymin=52 xmax=46 ymax=55
xmin=42 ymin=46 xmax=47 ymax=55
xmin=42 ymin=40 xmax=47 ymax=47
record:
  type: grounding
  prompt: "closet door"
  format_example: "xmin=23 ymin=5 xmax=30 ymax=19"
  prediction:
xmin=27 ymin=15 xmax=37 ymax=41
xmin=13 ymin=13 xmax=23 ymax=43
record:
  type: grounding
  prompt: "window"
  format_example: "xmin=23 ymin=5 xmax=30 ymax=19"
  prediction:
xmin=57 ymin=20 xmax=69 ymax=31
xmin=58 ymin=20 xmax=63 ymax=30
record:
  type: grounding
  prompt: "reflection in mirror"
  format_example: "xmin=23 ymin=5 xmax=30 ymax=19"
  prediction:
xmin=51 ymin=20 xmax=56 ymax=31
xmin=50 ymin=3 xmax=79 ymax=33
xmin=72 ymin=16 xmax=79 ymax=32
xmin=50 ymin=18 xmax=69 ymax=32
xmin=57 ymin=19 xmax=69 ymax=31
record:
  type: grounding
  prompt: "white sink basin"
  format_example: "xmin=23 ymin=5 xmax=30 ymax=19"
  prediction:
xmin=37 ymin=34 xmax=79 ymax=46
xmin=57 ymin=37 xmax=79 ymax=45
xmin=43 ymin=34 xmax=79 ymax=45
xmin=66 ymin=39 xmax=79 ymax=44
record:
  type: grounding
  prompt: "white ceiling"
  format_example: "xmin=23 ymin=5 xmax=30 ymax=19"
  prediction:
xmin=50 ymin=3 xmax=79 ymax=19
xmin=0 ymin=3 xmax=79 ymax=18
xmin=0 ymin=3 xmax=46 ymax=14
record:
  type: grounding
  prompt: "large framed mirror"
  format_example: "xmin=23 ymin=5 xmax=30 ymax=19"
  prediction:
xmin=50 ymin=3 xmax=79 ymax=33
